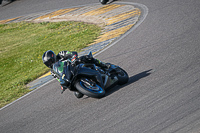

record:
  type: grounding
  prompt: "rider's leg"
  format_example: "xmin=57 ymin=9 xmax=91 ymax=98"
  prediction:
xmin=60 ymin=62 xmax=73 ymax=93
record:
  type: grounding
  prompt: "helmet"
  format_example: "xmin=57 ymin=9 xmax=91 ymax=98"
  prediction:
xmin=42 ymin=50 xmax=56 ymax=68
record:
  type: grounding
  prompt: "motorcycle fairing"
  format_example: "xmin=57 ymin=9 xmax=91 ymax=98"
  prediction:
xmin=52 ymin=61 xmax=64 ymax=78
xmin=107 ymin=64 xmax=120 ymax=73
xmin=73 ymin=64 xmax=104 ymax=88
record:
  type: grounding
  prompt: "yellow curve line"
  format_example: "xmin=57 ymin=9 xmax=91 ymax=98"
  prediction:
xmin=35 ymin=8 xmax=78 ymax=20
xmin=106 ymin=8 xmax=141 ymax=25
xmin=82 ymin=4 xmax=124 ymax=16
xmin=89 ymin=24 xmax=135 ymax=45
xmin=38 ymin=71 xmax=51 ymax=79
xmin=0 ymin=17 xmax=22 ymax=24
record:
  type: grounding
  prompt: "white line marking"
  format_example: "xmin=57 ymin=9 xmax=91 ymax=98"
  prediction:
xmin=0 ymin=79 xmax=55 ymax=111
xmin=0 ymin=2 xmax=148 ymax=111
xmin=95 ymin=2 xmax=148 ymax=57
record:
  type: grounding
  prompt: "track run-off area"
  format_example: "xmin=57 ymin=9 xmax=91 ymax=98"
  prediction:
xmin=0 ymin=0 xmax=200 ymax=133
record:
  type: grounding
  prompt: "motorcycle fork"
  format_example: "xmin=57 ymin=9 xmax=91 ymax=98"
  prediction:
xmin=103 ymin=75 xmax=109 ymax=86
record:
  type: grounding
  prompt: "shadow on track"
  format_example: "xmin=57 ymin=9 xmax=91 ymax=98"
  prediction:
xmin=105 ymin=69 xmax=152 ymax=97
xmin=108 ymin=0 xmax=118 ymax=4
xmin=0 ymin=0 xmax=16 ymax=6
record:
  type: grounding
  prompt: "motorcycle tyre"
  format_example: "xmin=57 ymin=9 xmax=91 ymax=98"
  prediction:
xmin=75 ymin=79 xmax=105 ymax=98
xmin=99 ymin=0 xmax=109 ymax=5
xmin=74 ymin=91 xmax=84 ymax=99
xmin=116 ymin=68 xmax=129 ymax=85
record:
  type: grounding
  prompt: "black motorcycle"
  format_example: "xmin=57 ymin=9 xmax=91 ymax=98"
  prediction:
xmin=53 ymin=52 xmax=129 ymax=98
xmin=99 ymin=0 xmax=109 ymax=5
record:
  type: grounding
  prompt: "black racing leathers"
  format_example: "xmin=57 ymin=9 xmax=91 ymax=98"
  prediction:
xmin=51 ymin=51 xmax=108 ymax=90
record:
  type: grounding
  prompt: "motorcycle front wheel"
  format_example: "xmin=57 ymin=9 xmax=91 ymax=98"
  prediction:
xmin=75 ymin=78 xmax=105 ymax=98
xmin=116 ymin=68 xmax=129 ymax=85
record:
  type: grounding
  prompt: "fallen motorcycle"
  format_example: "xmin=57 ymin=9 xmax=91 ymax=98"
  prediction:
xmin=52 ymin=52 xmax=129 ymax=98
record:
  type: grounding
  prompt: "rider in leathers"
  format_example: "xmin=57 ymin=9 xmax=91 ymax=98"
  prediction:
xmin=42 ymin=50 xmax=109 ymax=93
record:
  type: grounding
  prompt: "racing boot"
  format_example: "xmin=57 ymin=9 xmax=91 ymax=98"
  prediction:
xmin=60 ymin=61 xmax=73 ymax=93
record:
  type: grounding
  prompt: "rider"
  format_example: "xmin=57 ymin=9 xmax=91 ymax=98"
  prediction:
xmin=42 ymin=50 xmax=109 ymax=93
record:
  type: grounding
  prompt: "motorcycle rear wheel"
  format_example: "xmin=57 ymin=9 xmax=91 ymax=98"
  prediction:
xmin=74 ymin=91 xmax=84 ymax=99
xmin=99 ymin=0 xmax=109 ymax=5
xmin=75 ymin=78 xmax=105 ymax=98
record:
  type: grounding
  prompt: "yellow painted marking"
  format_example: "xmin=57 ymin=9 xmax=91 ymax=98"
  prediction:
xmin=38 ymin=71 xmax=51 ymax=79
xmin=35 ymin=8 xmax=78 ymax=20
xmin=0 ymin=17 xmax=22 ymax=24
xmin=106 ymin=8 xmax=141 ymax=25
xmin=89 ymin=24 xmax=135 ymax=45
xmin=82 ymin=4 xmax=124 ymax=16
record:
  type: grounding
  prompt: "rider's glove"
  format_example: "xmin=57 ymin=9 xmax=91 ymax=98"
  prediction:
xmin=59 ymin=51 xmax=66 ymax=59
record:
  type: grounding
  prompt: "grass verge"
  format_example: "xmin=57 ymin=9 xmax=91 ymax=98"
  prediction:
xmin=0 ymin=21 xmax=102 ymax=108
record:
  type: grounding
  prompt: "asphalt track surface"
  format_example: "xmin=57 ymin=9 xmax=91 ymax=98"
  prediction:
xmin=1 ymin=0 xmax=200 ymax=133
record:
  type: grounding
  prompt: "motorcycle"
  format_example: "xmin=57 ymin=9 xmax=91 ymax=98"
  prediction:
xmin=99 ymin=0 xmax=109 ymax=5
xmin=52 ymin=52 xmax=129 ymax=98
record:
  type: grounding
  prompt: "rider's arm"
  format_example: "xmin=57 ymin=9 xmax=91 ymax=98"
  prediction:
xmin=57 ymin=51 xmax=73 ymax=60
xmin=57 ymin=51 xmax=78 ymax=60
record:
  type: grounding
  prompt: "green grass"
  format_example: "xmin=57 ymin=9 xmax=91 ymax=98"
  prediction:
xmin=0 ymin=21 xmax=102 ymax=108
